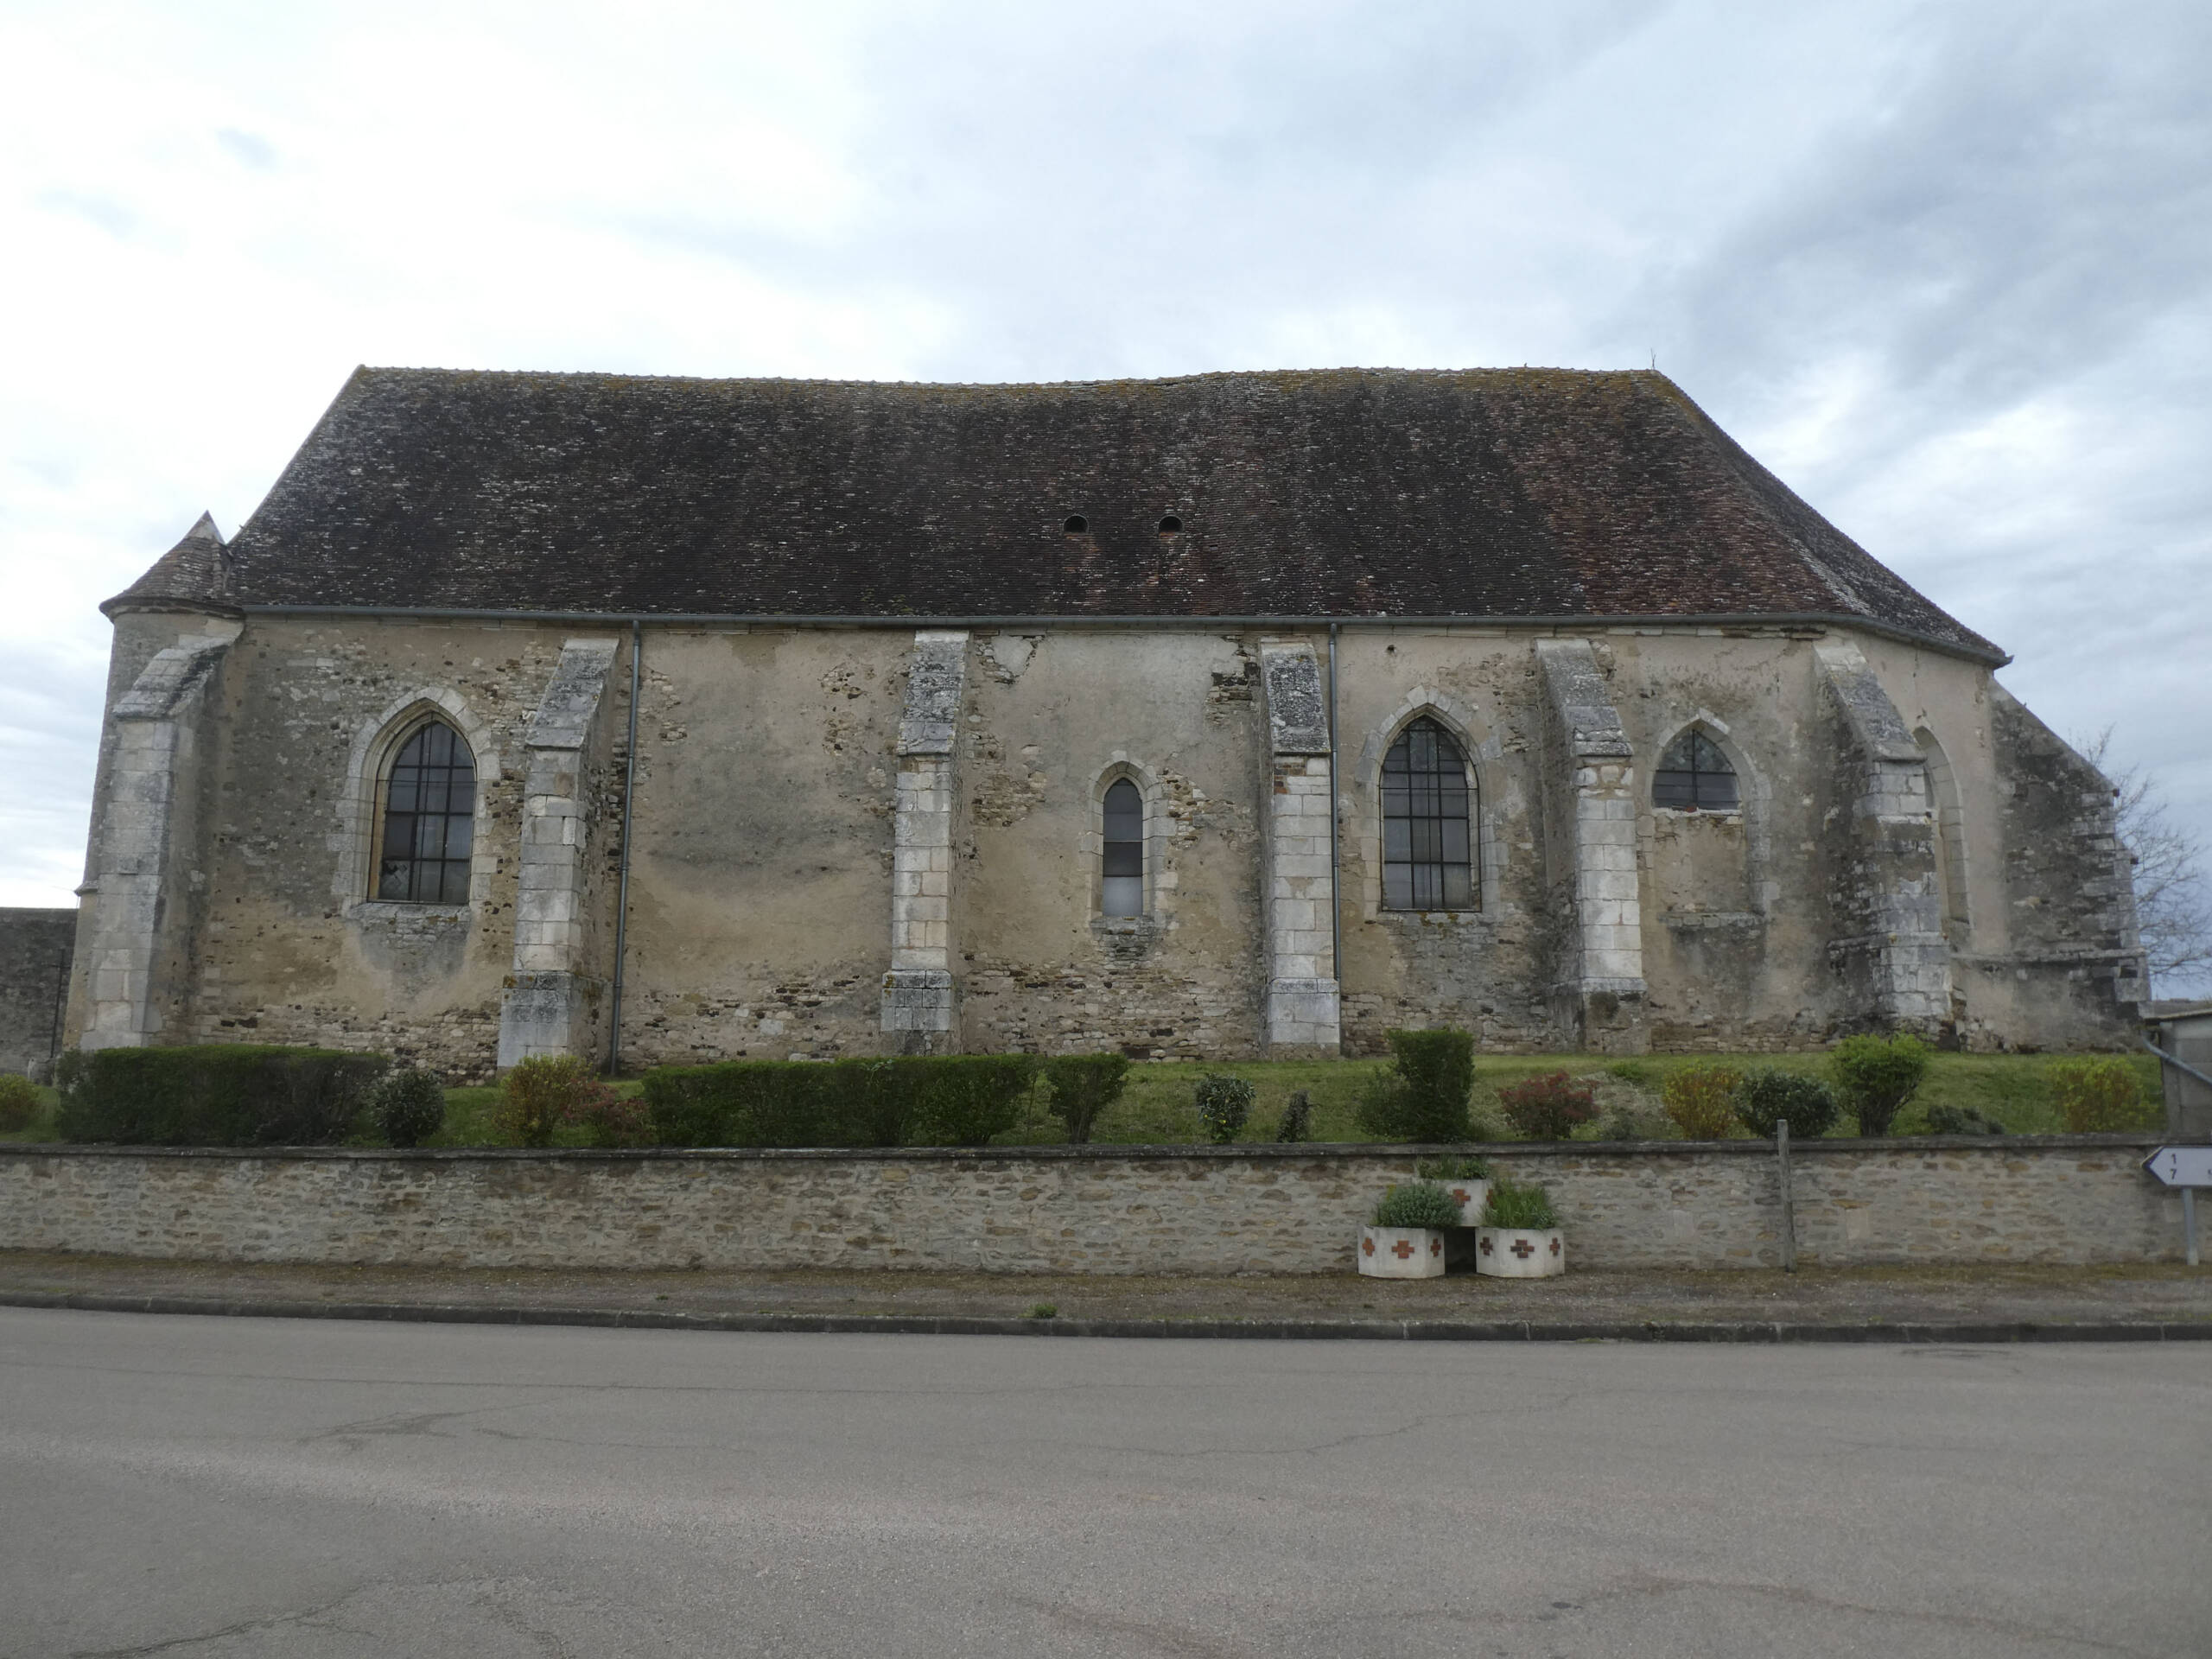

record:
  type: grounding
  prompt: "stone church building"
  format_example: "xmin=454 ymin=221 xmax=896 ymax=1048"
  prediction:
xmin=65 ymin=367 xmax=2144 ymax=1077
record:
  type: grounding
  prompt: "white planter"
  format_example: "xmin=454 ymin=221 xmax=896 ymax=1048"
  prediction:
xmin=1358 ymin=1225 xmax=1447 ymax=1278
xmin=1441 ymin=1179 xmax=1491 ymax=1228
xmin=1475 ymin=1226 xmax=1566 ymax=1278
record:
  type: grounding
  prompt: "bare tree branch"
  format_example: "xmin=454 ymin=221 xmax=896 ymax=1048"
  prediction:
xmin=2079 ymin=728 xmax=2212 ymax=994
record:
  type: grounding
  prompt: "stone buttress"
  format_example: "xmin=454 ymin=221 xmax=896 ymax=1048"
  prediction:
xmin=1259 ymin=639 xmax=1342 ymax=1052
xmin=497 ymin=637 xmax=622 ymax=1067
xmin=1814 ymin=640 xmax=1950 ymax=1030
xmin=881 ymin=631 xmax=968 ymax=1046
xmin=76 ymin=623 xmax=241 ymax=1049
xmin=1535 ymin=639 xmax=1647 ymax=1052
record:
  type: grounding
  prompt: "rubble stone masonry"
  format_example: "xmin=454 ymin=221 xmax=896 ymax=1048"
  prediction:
xmin=0 ymin=1136 xmax=2177 ymax=1274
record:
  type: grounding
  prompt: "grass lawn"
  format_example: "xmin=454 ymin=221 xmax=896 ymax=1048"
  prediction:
xmin=3 ymin=1050 xmax=2164 ymax=1148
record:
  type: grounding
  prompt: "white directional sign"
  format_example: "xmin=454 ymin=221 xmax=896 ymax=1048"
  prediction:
xmin=2143 ymin=1147 xmax=2212 ymax=1188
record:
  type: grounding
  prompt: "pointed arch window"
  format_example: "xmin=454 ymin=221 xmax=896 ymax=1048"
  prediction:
xmin=1382 ymin=717 xmax=1475 ymax=910
xmin=1101 ymin=778 xmax=1145 ymax=917
xmin=375 ymin=720 xmax=477 ymax=903
xmin=1653 ymin=729 xmax=1738 ymax=812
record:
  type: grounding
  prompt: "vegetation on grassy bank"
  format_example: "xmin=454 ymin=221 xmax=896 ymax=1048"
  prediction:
xmin=1 ymin=1048 xmax=2164 ymax=1148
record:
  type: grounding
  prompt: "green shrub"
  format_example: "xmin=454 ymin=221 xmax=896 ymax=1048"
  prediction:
xmin=1662 ymin=1065 xmax=1742 ymax=1139
xmin=1042 ymin=1053 xmax=1130 ymax=1144
xmin=1830 ymin=1033 xmax=1930 ymax=1136
xmin=2049 ymin=1058 xmax=2149 ymax=1132
xmin=494 ymin=1056 xmax=604 ymax=1147
xmin=1595 ymin=1102 xmax=1672 ymax=1141
xmin=1735 ymin=1071 xmax=1840 ymax=1140
xmin=1925 ymin=1103 xmax=2007 ymax=1136
xmin=1194 ymin=1073 xmax=1255 ymax=1145
xmin=1496 ymin=1072 xmax=1597 ymax=1141
xmin=53 ymin=1045 xmax=390 ymax=1145
xmin=1370 ymin=1180 xmax=1462 ymax=1230
xmin=639 ymin=1054 xmax=1039 ymax=1148
xmin=1479 ymin=1176 xmax=1559 ymax=1230
xmin=1274 ymin=1089 xmax=1314 ymax=1143
xmin=371 ymin=1067 xmax=446 ymax=1147
xmin=569 ymin=1090 xmax=655 ymax=1148
xmin=0 ymin=1074 xmax=40 ymax=1133
xmin=1383 ymin=1028 xmax=1475 ymax=1141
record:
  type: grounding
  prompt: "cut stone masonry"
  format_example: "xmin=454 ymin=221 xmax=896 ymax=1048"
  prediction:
xmin=1535 ymin=639 xmax=1647 ymax=1052
xmin=77 ymin=625 xmax=240 ymax=1050
xmin=882 ymin=631 xmax=968 ymax=1044
xmin=1815 ymin=639 xmax=1948 ymax=1029
xmin=497 ymin=637 xmax=620 ymax=1067
xmin=1260 ymin=639 xmax=1341 ymax=1052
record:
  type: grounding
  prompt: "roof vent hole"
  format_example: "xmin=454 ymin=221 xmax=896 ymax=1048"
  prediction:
xmin=1064 ymin=515 xmax=1087 ymax=534
xmin=1158 ymin=515 xmax=1182 ymax=535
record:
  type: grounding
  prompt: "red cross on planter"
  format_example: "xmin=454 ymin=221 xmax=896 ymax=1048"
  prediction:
xmin=1361 ymin=1236 xmax=1376 ymax=1255
xmin=1430 ymin=1237 xmax=1442 ymax=1256
xmin=1510 ymin=1237 xmax=1536 ymax=1260
xmin=1478 ymin=1235 xmax=1493 ymax=1255
xmin=1549 ymin=1236 xmax=1561 ymax=1255
xmin=1391 ymin=1238 xmax=1416 ymax=1260
xmin=1451 ymin=1188 xmax=1471 ymax=1204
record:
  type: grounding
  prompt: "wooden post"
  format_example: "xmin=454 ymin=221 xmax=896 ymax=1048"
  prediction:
xmin=1777 ymin=1121 xmax=1797 ymax=1273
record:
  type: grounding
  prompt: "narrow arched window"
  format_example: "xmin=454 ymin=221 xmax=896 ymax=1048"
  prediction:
xmin=1102 ymin=778 xmax=1144 ymax=917
xmin=375 ymin=721 xmax=477 ymax=902
xmin=1654 ymin=729 xmax=1738 ymax=812
xmin=1382 ymin=717 xmax=1474 ymax=910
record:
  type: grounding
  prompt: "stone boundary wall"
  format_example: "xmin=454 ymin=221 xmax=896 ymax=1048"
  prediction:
xmin=0 ymin=1136 xmax=2180 ymax=1274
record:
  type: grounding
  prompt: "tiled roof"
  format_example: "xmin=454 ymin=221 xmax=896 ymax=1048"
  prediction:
xmin=105 ymin=366 xmax=2001 ymax=658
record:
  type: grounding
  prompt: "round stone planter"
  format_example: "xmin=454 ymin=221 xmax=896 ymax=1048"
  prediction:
xmin=1442 ymin=1179 xmax=1491 ymax=1228
xmin=1357 ymin=1225 xmax=1447 ymax=1278
xmin=1475 ymin=1225 xmax=1566 ymax=1278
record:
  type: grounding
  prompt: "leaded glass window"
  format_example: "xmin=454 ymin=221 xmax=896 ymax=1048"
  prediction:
xmin=376 ymin=721 xmax=477 ymax=903
xmin=1102 ymin=778 xmax=1144 ymax=917
xmin=1382 ymin=718 xmax=1474 ymax=911
xmin=1653 ymin=729 xmax=1738 ymax=811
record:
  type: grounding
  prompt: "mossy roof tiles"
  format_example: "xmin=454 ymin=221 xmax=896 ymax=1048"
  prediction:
xmin=105 ymin=365 xmax=1999 ymax=658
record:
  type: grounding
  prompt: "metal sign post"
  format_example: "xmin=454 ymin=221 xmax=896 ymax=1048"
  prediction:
xmin=2141 ymin=1147 xmax=2212 ymax=1267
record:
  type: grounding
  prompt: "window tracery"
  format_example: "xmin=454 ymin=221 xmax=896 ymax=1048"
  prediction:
xmin=375 ymin=720 xmax=477 ymax=903
xmin=1382 ymin=717 xmax=1474 ymax=910
xmin=1653 ymin=728 xmax=1738 ymax=812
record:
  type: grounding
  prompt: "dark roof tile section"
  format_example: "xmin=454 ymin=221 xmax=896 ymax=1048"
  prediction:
xmin=104 ymin=512 xmax=232 ymax=615
xmin=137 ymin=367 xmax=1998 ymax=657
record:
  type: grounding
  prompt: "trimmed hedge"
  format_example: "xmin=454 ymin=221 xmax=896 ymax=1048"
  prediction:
xmin=54 ymin=1045 xmax=391 ymax=1146
xmin=642 ymin=1054 xmax=1040 ymax=1148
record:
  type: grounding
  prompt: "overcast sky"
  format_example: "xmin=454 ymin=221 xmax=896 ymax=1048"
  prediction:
xmin=3 ymin=1 xmax=2206 ymax=981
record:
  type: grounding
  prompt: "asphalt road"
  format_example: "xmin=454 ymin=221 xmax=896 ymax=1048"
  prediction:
xmin=2 ymin=1310 xmax=2205 ymax=1658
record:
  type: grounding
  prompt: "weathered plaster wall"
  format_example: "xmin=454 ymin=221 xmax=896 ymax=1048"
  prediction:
xmin=84 ymin=617 xmax=571 ymax=1077
xmin=957 ymin=630 xmax=1268 ymax=1057
xmin=0 ymin=910 xmax=73 ymax=1077
xmin=70 ymin=610 xmax=2139 ymax=1075
xmin=616 ymin=628 xmax=906 ymax=1065
xmin=1332 ymin=630 xmax=1550 ymax=1051
xmin=0 ymin=1136 xmax=2176 ymax=1273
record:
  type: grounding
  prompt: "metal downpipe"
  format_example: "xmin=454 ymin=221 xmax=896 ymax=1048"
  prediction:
xmin=1327 ymin=621 xmax=1343 ymax=1033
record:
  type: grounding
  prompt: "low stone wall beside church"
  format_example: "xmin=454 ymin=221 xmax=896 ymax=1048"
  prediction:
xmin=0 ymin=1135 xmax=2177 ymax=1273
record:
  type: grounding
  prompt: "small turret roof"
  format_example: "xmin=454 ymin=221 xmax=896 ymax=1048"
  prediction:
xmin=103 ymin=512 xmax=232 ymax=616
